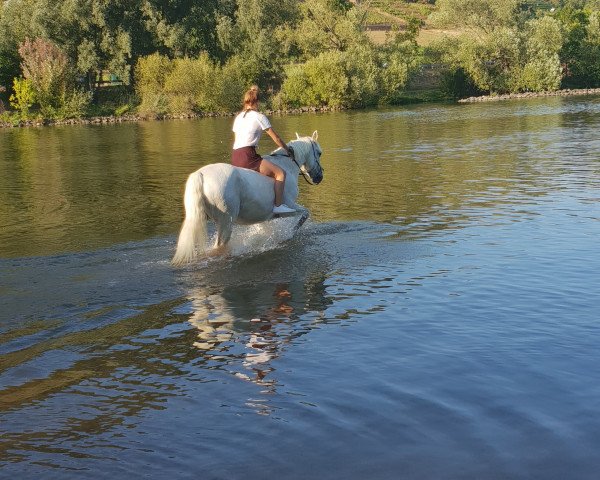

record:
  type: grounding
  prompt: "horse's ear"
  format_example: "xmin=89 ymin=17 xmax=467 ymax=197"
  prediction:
xmin=312 ymin=130 xmax=318 ymax=140
xmin=296 ymin=132 xmax=301 ymax=139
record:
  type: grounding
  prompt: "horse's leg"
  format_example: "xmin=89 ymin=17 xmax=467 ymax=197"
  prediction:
xmin=293 ymin=210 xmax=310 ymax=232
xmin=213 ymin=214 xmax=233 ymax=255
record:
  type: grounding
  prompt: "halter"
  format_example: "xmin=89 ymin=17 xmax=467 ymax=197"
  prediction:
xmin=279 ymin=139 xmax=323 ymax=185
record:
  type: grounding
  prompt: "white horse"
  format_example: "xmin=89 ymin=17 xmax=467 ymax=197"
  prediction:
xmin=172 ymin=131 xmax=324 ymax=265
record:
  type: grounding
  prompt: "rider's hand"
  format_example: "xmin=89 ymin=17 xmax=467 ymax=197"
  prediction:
xmin=286 ymin=145 xmax=295 ymax=159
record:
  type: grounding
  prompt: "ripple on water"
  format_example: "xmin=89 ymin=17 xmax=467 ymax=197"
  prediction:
xmin=2 ymin=98 xmax=600 ymax=478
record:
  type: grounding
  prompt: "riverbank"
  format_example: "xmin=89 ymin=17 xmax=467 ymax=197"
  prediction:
xmin=3 ymin=87 xmax=600 ymax=129
xmin=458 ymin=87 xmax=600 ymax=103
xmin=0 ymin=105 xmax=343 ymax=129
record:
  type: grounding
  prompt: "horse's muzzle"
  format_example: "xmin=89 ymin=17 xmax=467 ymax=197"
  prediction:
xmin=307 ymin=164 xmax=323 ymax=185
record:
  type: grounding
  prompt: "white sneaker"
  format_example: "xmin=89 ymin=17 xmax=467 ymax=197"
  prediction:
xmin=273 ymin=204 xmax=296 ymax=214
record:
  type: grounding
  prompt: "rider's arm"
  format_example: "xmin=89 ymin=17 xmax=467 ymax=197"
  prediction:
xmin=265 ymin=128 xmax=293 ymax=157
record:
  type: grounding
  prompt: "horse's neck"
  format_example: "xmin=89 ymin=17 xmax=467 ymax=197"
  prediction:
xmin=266 ymin=149 xmax=300 ymax=175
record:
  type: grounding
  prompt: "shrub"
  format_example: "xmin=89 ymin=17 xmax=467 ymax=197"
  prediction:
xmin=446 ymin=27 xmax=522 ymax=94
xmin=516 ymin=16 xmax=563 ymax=92
xmin=519 ymin=55 xmax=562 ymax=91
xmin=379 ymin=41 xmax=419 ymax=104
xmin=439 ymin=66 xmax=483 ymax=99
xmin=18 ymin=38 xmax=73 ymax=114
xmin=57 ymin=89 xmax=92 ymax=119
xmin=212 ymin=55 xmax=250 ymax=112
xmin=135 ymin=53 xmax=173 ymax=115
xmin=9 ymin=77 xmax=35 ymax=114
xmin=279 ymin=64 xmax=311 ymax=108
xmin=343 ymin=44 xmax=381 ymax=107
xmin=135 ymin=52 xmax=250 ymax=115
xmin=163 ymin=53 xmax=217 ymax=113
xmin=280 ymin=51 xmax=348 ymax=107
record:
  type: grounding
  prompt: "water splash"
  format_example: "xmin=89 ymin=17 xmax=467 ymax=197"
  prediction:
xmin=218 ymin=216 xmax=304 ymax=256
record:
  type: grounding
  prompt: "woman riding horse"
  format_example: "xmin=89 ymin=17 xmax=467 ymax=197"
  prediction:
xmin=231 ymin=85 xmax=296 ymax=215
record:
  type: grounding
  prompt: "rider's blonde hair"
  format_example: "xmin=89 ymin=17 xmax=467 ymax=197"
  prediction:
xmin=243 ymin=85 xmax=259 ymax=111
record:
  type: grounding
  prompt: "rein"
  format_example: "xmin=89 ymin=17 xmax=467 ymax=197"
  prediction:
xmin=273 ymin=140 xmax=323 ymax=184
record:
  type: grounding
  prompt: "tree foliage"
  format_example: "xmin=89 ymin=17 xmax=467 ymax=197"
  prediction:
xmin=17 ymin=37 xmax=91 ymax=118
xmin=557 ymin=5 xmax=600 ymax=87
xmin=3 ymin=0 xmax=600 ymax=118
xmin=430 ymin=0 xmax=520 ymax=34
xmin=19 ymin=38 xmax=72 ymax=114
xmin=434 ymin=1 xmax=566 ymax=94
xmin=294 ymin=0 xmax=365 ymax=55
xmin=9 ymin=77 xmax=35 ymax=114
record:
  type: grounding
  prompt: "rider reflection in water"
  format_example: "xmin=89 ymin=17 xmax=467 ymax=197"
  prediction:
xmin=231 ymin=85 xmax=297 ymax=215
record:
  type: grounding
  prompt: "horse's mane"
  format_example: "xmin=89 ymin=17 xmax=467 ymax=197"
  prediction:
xmin=269 ymin=136 xmax=312 ymax=162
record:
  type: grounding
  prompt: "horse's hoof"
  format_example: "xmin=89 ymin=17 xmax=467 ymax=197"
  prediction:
xmin=208 ymin=245 xmax=229 ymax=257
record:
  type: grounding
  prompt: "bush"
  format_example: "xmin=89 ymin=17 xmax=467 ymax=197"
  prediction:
xmin=343 ymin=44 xmax=381 ymax=107
xmin=379 ymin=41 xmax=419 ymax=104
xmin=279 ymin=41 xmax=418 ymax=109
xmin=280 ymin=51 xmax=348 ymax=107
xmin=440 ymin=66 xmax=483 ymax=99
xmin=211 ymin=55 xmax=250 ymax=112
xmin=57 ymin=89 xmax=92 ymax=119
xmin=14 ymin=38 xmax=92 ymax=119
xmin=279 ymin=64 xmax=310 ymax=108
xmin=164 ymin=54 xmax=217 ymax=113
xmin=135 ymin=52 xmax=253 ymax=115
xmin=516 ymin=16 xmax=563 ymax=92
xmin=9 ymin=77 xmax=35 ymax=114
xmin=135 ymin=53 xmax=173 ymax=115
xmin=519 ymin=55 xmax=562 ymax=91
xmin=18 ymin=38 xmax=73 ymax=114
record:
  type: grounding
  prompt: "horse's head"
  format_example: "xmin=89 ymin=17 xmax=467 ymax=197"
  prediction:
xmin=290 ymin=131 xmax=324 ymax=185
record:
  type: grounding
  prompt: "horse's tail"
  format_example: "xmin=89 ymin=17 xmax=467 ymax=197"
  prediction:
xmin=172 ymin=171 xmax=207 ymax=266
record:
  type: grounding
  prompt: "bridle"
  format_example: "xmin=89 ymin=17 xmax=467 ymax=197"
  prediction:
xmin=285 ymin=139 xmax=324 ymax=185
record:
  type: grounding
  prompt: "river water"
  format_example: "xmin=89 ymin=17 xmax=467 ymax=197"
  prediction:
xmin=1 ymin=97 xmax=599 ymax=479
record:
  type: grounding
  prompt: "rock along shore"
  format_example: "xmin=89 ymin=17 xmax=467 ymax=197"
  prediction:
xmin=0 ymin=105 xmax=340 ymax=129
xmin=458 ymin=87 xmax=600 ymax=103
xmin=3 ymin=88 xmax=600 ymax=128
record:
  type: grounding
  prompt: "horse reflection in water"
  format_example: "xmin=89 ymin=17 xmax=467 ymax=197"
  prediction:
xmin=190 ymin=284 xmax=293 ymax=386
xmin=185 ymin=273 xmax=331 ymax=401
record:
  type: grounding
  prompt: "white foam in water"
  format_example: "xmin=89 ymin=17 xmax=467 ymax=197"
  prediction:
xmin=221 ymin=216 xmax=302 ymax=256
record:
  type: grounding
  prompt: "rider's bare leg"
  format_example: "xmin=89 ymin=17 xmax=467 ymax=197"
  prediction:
xmin=259 ymin=159 xmax=286 ymax=206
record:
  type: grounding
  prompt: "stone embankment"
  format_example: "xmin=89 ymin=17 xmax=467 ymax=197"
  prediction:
xmin=0 ymin=105 xmax=339 ymax=128
xmin=459 ymin=88 xmax=600 ymax=103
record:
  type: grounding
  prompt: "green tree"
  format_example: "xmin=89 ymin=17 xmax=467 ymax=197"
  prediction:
xmin=557 ymin=5 xmax=600 ymax=87
xmin=294 ymin=0 xmax=368 ymax=56
xmin=135 ymin=53 xmax=173 ymax=115
xmin=1 ymin=0 xmax=229 ymax=90
xmin=142 ymin=0 xmax=230 ymax=59
xmin=19 ymin=37 xmax=73 ymax=115
xmin=216 ymin=0 xmax=300 ymax=88
xmin=432 ymin=0 xmax=565 ymax=94
xmin=0 ymin=0 xmax=41 ymax=92
xmin=430 ymin=0 xmax=520 ymax=34
xmin=518 ymin=16 xmax=563 ymax=91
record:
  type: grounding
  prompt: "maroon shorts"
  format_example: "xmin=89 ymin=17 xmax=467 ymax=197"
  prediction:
xmin=231 ymin=146 xmax=262 ymax=172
